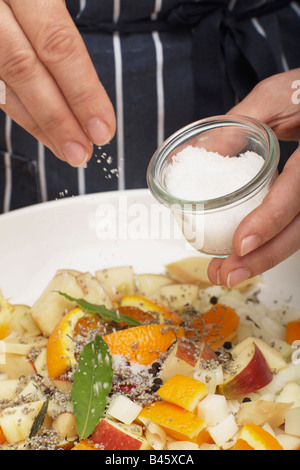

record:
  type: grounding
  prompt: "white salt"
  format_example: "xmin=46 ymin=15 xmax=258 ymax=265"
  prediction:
xmin=165 ymin=146 xmax=264 ymax=201
xmin=164 ymin=146 xmax=267 ymax=255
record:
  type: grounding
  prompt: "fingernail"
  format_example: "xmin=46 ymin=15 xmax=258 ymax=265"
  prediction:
xmin=241 ymin=234 xmax=261 ymax=256
xmin=64 ymin=141 xmax=89 ymax=167
xmin=227 ymin=268 xmax=251 ymax=288
xmin=87 ymin=118 xmax=111 ymax=145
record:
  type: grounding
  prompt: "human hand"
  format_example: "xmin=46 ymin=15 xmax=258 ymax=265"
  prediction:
xmin=0 ymin=0 xmax=116 ymax=166
xmin=207 ymin=69 xmax=300 ymax=287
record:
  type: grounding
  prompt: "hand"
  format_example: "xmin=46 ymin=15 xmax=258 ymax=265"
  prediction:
xmin=0 ymin=0 xmax=116 ymax=166
xmin=207 ymin=69 xmax=300 ymax=287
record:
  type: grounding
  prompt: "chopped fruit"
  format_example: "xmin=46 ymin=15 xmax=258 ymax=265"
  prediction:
xmin=0 ymin=426 xmax=6 ymax=445
xmin=285 ymin=320 xmax=300 ymax=345
xmin=73 ymin=314 xmax=103 ymax=338
xmin=104 ymin=323 xmax=184 ymax=365
xmin=138 ymin=401 xmax=206 ymax=441
xmin=72 ymin=439 xmax=99 ymax=450
xmin=218 ymin=342 xmax=273 ymax=399
xmin=234 ymin=423 xmax=284 ymax=450
xmin=187 ymin=303 xmax=239 ymax=349
xmin=157 ymin=375 xmax=208 ymax=412
xmin=91 ymin=417 xmax=151 ymax=450
xmin=0 ymin=297 xmax=14 ymax=340
xmin=106 ymin=393 xmax=142 ymax=425
xmin=46 ymin=307 xmax=94 ymax=378
xmin=159 ymin=338 xmax=198 ymax=383
xmin=0 ymin=400 xmax=46 ymax=443
xmin=165 ymin=256 xmax=212 ymax=286
xmin=116 ymin=305 xmax=155 ymax=327
xmin=119 ymin=295 xmax=182 ymax=325
xmin=236 ymin=400 xmax=291 ymax=428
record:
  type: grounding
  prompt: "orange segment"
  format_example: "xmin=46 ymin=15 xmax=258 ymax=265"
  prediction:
xmin=72 ymin=439 xmax=99 ymax=450
xmin=157 ymin=374 xmax=208 ymax=412
xmin=234 ymin=424 xmax=284 ymax=450
xmin=120 ymin=295 xmax=182 ymax=325
xmin=117 ymin=305 xmax=155 ymax=328
xmin=46 ymin=307 xmax=94 ymax=378
xmin=138 ymin=401 xmax=206 ymax=441
xmin=285 ymin=320 xmax=300 ymax=345
xmin=104 ymin=324 xmax=184 ymax=365
xmin=0 ymin=425 xmax=6 ymax=445
xmin=187 ymin=303 xmax=239 ymax=349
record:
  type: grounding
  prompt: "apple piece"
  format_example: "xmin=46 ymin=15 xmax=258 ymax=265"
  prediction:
xmin=0 ymin=400 xmax=45 ymax=443
xmin=218 ymin=342 xmax=273 ymax=399
xmin=8 ymin=304 xmax=40 ymax=336
xmin=76 ymin=272 xmax=113 ymax=308
xmin=284 ymin=407 xmax=300 ymax=437
xmin=136 ymin=274 xmax=176 ymax=298
xmin=0 ymin=379 xmax=19 ymax=400
xmin=106 ymin=393 xmax=142 ymax=425
xmin=231 ymin=336 xmax=287 ymax=373
xmin=159 ymin=283 xmax=199 ymax=310
xmin=193 ymin=343 xmax=222 ymax=394
xmin=91 ymin=417 xmax=151 ymax=450
xmin=2 ymin=335 xmax=48 ymax=355
xmin=276 ymin=433 xmax=300 ymax=451
xmin=52 ymin=412 xmax=77 ymax=440
xmin=33 ymin=348 xmax=48 ymax=377
xmin=207 ymin=413 xmax=239 ymax=449
xmin=47 ymin=397 xmax=73 ymax=419
xmin=159 ymin=338 xmax=199 ymax=383
xmin=17 ymin=380 xmax=44 ymax=401
xmin=95 ymin=266 xmax=136 ymax=302
xmin=165 ymin=257 xmax=212 ymax=287
xmin=236 ymin=400 xmax=291 ymax=428
xmin=30 ymin=271 xmax=85 ymax=336
xmin=51 ymin=378 xmax=73 ymax=393
xmin=0 ymin=354 xmax=36 ymax=379
xmin=276 ymin=383 xmax=300 ymax=408
xmin=197 ymin=394 xmax=229 ymax=427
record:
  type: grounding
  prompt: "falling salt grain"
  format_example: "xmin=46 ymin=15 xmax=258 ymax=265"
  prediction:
xmin=165 ymin=146 xmax=266 ymax=255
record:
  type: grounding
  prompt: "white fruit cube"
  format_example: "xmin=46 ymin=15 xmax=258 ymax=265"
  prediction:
xmin=285 ymin=407 xmax=300 ymax=437
xmin=0 ymin=379 xmax=18 ymax=400
xmin=197 ymin=393 xmax=229 ymax=426
xmin=106 ymin=393 xmax=142 ymax=425
xmin=0 ymin=400 xmax=45 ymax=443
xmin=207 ymin=413 xmax=239 ymax=449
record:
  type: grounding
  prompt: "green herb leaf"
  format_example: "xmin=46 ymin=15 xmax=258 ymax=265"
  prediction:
xmin=71 ymin=335 xmax=113 ymax=439
xmin=56 ymin=291 xmax=140 ymax=326
xmin=29 ymin=396 xmax=50 ymax=439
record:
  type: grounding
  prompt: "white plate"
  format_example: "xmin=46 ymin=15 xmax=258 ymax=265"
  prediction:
xmin=0 ymin=189 xmax=299 ymax=308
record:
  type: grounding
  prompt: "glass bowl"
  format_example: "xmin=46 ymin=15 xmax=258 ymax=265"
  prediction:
xmin=147 ymin=115 xmax=280 ymax=256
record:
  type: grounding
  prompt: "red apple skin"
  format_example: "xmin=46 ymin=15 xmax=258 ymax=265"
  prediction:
xmin=91 ymin=419 xmax=143 ymax=450
xmin=199 ymin=342 xmax=221 ymax=363
xmin=218 ymin=344 xmax=273 ymax=400
xmin=175 ymin=338 xmax=198 ymax=366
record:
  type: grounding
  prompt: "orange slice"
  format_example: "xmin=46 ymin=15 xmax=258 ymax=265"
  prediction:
xmin=138 ymin=401 xmax=206 ymax=441
xmin=0 ymin=425 xmax=6 ymax=445
xmin=187 ymin=303 xmax=239 ymax=349
xmin=116 ymin=305 xmax=155 ymax=328
xmin=73 ymin=314 xmax=103 ymax=338
xmin=104 ymin=324 xmax=184 ymax=365
xmin=157 ymin=374 xmax=208 ymax=412
xmin=46 ymin=307 xmax=94 ymax=378
xmin=285 ymin=320 xmax=300 ymax=345
xmin=72 ymin=439 xmax=99 ymax=450
xmin=120 ymin=295 xmax=182 ymax=325
xmin=234 ymin=423 xmax=284 ymax=450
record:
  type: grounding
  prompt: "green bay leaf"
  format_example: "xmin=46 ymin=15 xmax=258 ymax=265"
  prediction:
xmin=56 ymin=291 xmax=140 ymax=326
xmin=71 ymin=335 xmax=113 ymax=439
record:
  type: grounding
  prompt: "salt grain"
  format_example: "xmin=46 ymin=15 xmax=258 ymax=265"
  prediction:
xmin=165 ymin=146 xmax=267 ymax=255
xmin=165 ymin=146 xmax=264 ymax=201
